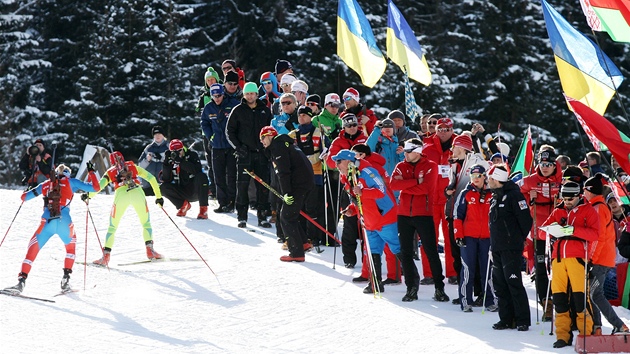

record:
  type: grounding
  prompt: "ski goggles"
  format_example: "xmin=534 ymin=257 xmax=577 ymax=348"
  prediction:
xmin=540 ymin=162 xmax=555 ymax=168
xmin=261 ymin=80 xmax=272 ymax=85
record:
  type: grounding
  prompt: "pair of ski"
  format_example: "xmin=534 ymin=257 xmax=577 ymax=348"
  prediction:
xmin=0 ymin=288 xmax=79 ymax=303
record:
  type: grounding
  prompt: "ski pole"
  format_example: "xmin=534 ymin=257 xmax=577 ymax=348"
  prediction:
xmin=159 ymin=207 xmax=218 ymax=281
xmin=348 ymin=162 xmax=380 ymax=298
xmin=481 ymin=248 xmax=492 ymax=315
xmin=245 ymin=169 xmax=341 ymax=245
xmin=84 ymin=206 xmax=88 ymax=291
xmin=0 ymin=199 xmax=25 ymax=250
xmin=85 ymin=200 xmax=110 ymax=272
xmin=582 ymin=242 xmax=588 ymax=353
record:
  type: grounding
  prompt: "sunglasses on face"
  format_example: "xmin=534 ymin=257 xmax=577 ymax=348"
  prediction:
xmin=261 ymin=80 xmax=272 ymax=85
xmin=403 ymin=148 xmax=418 ymax=153
xmin=281 ymin=101 xmax=293 ymax=106
xmin=437 ymin=128 xmax=452 ymax=133
xmin=222 ymin=66 xmax=233 ymax=71
xmin=292 ymin=91 xmax=305 ymax=95
xmin=225 ymin=82 xmax=238 ymax=86
xmin=470 ymin=173 xmax=485 ymax=179
xmin=343 ymin=96 xmax=353 ymax=102
xmin=562 ymin=197 xmax=577 ymax=202
xmin=428 ymin=120 xmax=438 ymax=125
xmin=540 ymin=162 xmax=554 ymax=168
xmin=344 ymin=123 xmax=358 ymax=128
xmin=327 ymin=103 xmax=340 ymax=108
xmin=280 ymin=83 xmax=290 ymax=88
xmin=306 ymin=102 xmax=318 ymax=107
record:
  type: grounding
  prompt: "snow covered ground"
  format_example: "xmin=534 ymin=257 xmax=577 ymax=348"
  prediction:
xmin=1 ymin=187 xmax=628 ymax=353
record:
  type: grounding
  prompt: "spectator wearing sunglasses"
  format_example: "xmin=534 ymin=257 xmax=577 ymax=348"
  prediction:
xmin=221 ymin=59 xmax=245 ymax=89
xmin=422 ymin=116 xmax=459 ymax=285
xmin=223 ymin=70 xmax=243 ymax=100
xmin=305 ymin=94 xmax=321 ymax=115
xmin=421 ymin=113 xmax=442 ymax=139
xmin=312 ymin=93 xmax=343 ymax=140
xmin=272 ymin=74 xmax=298 ymax=116
xmin=195 ymin=67 xmax=222 ymax=113
xmin=520 ymin=145 xmax=563 ymax=321
xmin=325 ymin=113 xmax=368 ymax=269
xmin=259 ymin=71 xmax=280 ymax=109
xmin=540 ymin=181 xmax=599 ymax=346
xmin=271 ymin=93 xmax=299 ymax=135
xmin=342 ymin=87 xmax=378 ymax=135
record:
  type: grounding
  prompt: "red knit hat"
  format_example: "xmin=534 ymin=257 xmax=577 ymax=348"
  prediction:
xmin=259 ymin=126 xmax=278 ymax=140
xmin=452 ymin=134 xmax=473 ymax=151
xmin=343 ymin=87 xmax=360 ymax=102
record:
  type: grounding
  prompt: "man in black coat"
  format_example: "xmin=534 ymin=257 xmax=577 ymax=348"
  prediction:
xmin=487 ymin=164 xmax=533 ymax=332
xmin=260 ymin=126 xmax=315 ymax=262
xmin=226 ymin=82 xmax=273 ymax=228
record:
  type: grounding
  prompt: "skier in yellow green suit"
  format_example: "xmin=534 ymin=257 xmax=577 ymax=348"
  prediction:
xmin=86 ymin=151 xmax=165 ymax=265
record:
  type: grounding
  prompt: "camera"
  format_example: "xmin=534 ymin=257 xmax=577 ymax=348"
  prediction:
xmin=28 ymin=145 xmax=40 ymax=156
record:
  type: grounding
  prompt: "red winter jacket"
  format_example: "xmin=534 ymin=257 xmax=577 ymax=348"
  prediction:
xmin=541 ymin=198 xmax=599 ymax=260
xmin=422 ymin=133 xmax=456 ymax=206
xmin=326 ymin=130 xmax=368 ymax=169
xmin=343 ymin=104 xmax=378 ymax=135
xmin=364 ymin=152 xmax=387 ymax=180
xmin=453 ymin=183 xmax=491 ymax=239
xmin=389 ymin=157 xmax=437 ymax=217
xmin=520 ymin=162 xmax=563 ymax=240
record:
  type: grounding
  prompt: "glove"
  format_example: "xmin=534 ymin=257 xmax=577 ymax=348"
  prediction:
xmin=455 ymin=238 xmax=466 ymax=248
xmin=86 ymin=161 xmax=95 ymax=172
xmin=375 ymin=120 xmax=383 ymax=128
xmin=318 ymin=146 xmax=329 ymax=161
xmin=283 ymin=194 xmax=294 ymax=205
xmin=235 ymin=146 xmax=248 ymax=159
xmin=561 ymin=225 xmax=574 ymax=236
xmin=154 ymin=152 xmax=162 ymax=162
xmin=81 ymin=193 xmax=90 ymax=202
xmin=155 ymin=198 xmax=164 ymax=207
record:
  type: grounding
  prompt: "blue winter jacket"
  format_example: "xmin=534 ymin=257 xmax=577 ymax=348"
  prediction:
xmin=366 ymin=126 xmax=404 ymax=176
xmin=201 ymin=97 xmax=240 ymax=149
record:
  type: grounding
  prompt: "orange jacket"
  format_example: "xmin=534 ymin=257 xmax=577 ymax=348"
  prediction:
xmin=541 ymin=198 xmax=599 ymax=260
xmin=589 ymin=195 xmax=616 ymax=267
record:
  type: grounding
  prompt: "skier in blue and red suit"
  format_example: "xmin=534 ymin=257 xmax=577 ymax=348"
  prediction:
xmin=3 ymin=163 xmax=100 ymax=294
xmin=332 ymin=149 xmax=400 ymax=294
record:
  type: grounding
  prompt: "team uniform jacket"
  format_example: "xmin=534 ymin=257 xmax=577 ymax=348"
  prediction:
xmin=588 ymin=195 xmax=616 ymax=267
xmin=541 ymin=198 xmax=599 ymax=260
xmin=389 ymin=157 xmax=438 ymax=217
xmin=268 ymin=134 xmax=315 ymax=196
xmin=422 ymin=133 xmax=457 ymax=206
xmin=489 ymin=180 xmax=533 ymax=252
xmin=289 ymin=123 xmax=328 ymax=185
xmin=344 ymin=160 xmax=397 ymax=231
xmin=453 ymin=183 xmax=492 ymax=239
xmin=326 ymin=129 xmax=368 ymax=170
xmin=520 ymin=163 xmax=563 ymax=240
xmin=343 ymin=104 xmax=378 ymax=135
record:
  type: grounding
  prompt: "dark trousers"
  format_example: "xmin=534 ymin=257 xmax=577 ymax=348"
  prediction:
xmin=212 ymin=147 xmax=237 ymax=207
xmin=493 ymin=249 xmax=531 ymax=326
xmin=323 ymin=170 xmax=340 ymax=237
xmin=236 ymin=152 xmax=270 ymax=221
xmin=160 ymin=173 xmax=209 ymax=209
xmin=342 ymin=213 xmax=360 ymax=266
xmin=304 ymin=184 xmax=326 ymax=245
xmin=534 ymin=238 xmax=550 ymax=302
xmin=281 ymin=190 xmax=310 ymax=257
xmin=202 ymin=137 xmax=216 ymax=195
xmin=399 ymin=215 xmax=445 ymax=289
xmin=459 ymin=237 xmax=494 ymax=307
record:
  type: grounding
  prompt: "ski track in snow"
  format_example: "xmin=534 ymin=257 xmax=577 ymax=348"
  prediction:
xmin=0 ymin=188 xmax=627 ymax=353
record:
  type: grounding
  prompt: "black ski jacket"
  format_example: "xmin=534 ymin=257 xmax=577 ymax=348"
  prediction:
xmin=267 ymin=134 xmax=314 ymax=196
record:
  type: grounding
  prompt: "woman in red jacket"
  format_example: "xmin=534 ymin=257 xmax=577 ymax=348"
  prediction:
xmin=453 ymin=165 xmax=495 ymax=312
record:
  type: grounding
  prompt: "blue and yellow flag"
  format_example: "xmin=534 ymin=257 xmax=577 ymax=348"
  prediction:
xmin=386 ymin=0 xmax=431 ymax=86
xmin=337 ymin=0 xmax=386 ymax=88
xmin=541 ymin=0 xmax=623 ymax=115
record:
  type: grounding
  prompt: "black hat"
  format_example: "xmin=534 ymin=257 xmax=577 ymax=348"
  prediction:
xmin=222 ymin=59 xmax=237 ymax=69
xmin=342 ymin=113 xmax=358 ymax=127
xmin=584 ymin=173 xmax=605 ymax=195
xmin=561 ymin=181 xmax=582 ymax=198
xmin=152 ymin=125 xmax=164 ymax=136
xmin=297 ymin=105 xmax=313 ymax=117
xmin=306 ymin=94 xmax=321 ymax=106
xmin=224 ymin=70 xmax=239 ymax=83
xmin=275 ymin=59 xmax=292 ymax=75
xmin=33 ymin=139 xmax=45 ymax=146
xmin=381 ymin=118 xmax=395 ymax=128
xmin=563 ymin=166 xmax=585 ymax=186
xmin=538 ymin=149 xmax=557 ymax=163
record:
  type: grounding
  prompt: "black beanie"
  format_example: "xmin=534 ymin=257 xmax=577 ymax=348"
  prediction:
xmin=152 ymin=125 xmax=164 ymax=136
xmin=562 ymin=165 xmax=585 ymax=186
xmin=224 ymin=71 xmax=239 ymax=83
xmin=297 ymin=105 xmax=313 ymax=117
xmin=275 ymin=59 xmax=292 ymax=75
xmin=306 ymin=94 xmax=321 ymax=106
xmin=561 ymin=181 xmax=582 ymax=198
xmin=584 ymin=173 xmax=605 ymax=195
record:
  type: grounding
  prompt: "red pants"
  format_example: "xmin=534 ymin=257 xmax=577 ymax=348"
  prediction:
xmin=21 ymin=219 xmax=77 ymax=275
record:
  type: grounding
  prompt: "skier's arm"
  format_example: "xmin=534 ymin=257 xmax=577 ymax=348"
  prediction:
xmin=136 ymin=165 xmax=163 ymax=199
xmin=69 ymin=172 xmax=100 ymax=193
xmin=21 ymin=182 xmax=45 ymax=201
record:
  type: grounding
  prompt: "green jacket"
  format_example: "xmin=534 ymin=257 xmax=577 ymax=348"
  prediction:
xmin=311 ymin=109 xmax=342 ymax=140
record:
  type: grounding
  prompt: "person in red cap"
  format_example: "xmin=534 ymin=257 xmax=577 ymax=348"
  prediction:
xmin=87 ymin=151 xmax=165 ymax=266
xmin=342 ymin=87 xmax=378 ymax=135
xmin=260 ymin=126 xmax=315 ymax=262
xmin=160 ymin=139 xmax=210 ymax=219
xmin=445 ymin=133 xmax=489 ymax=293
xmin=422 ymin=116 xmax=458 ymax=285
xmin=520 ymin=144 xmax=562 ymax=321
